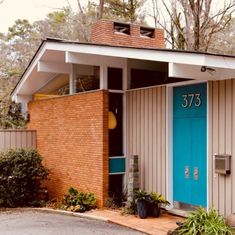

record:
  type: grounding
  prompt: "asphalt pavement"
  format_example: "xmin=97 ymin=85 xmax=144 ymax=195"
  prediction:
xmin=0 ymin=209 xmax=145 ymax=235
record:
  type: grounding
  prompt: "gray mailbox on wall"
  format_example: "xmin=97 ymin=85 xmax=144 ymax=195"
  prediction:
xmin=214 ymin=154 xmax=231 ymax=175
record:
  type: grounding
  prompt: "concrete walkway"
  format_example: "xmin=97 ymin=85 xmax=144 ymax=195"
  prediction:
xmin=86 ymin=209 xmax=182 ymax=235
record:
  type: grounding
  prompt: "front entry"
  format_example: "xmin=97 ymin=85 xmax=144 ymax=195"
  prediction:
xmin=173 ymin=83 xmax=207 ymax=207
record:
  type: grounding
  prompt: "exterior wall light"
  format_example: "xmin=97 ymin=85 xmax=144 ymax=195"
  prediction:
xmin=108 ymin=111 xmax=117 ymax=129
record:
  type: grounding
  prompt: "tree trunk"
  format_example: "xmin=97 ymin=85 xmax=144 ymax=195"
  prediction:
xmin=129 ymin=0 xmax=135 ymax=23
xmin=194 ymin=0 xmax=200 ymax=50
xmin=99 ymin=0 xmax=105 ymax=19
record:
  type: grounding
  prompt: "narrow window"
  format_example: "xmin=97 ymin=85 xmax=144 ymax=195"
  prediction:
xmin=114 ymin=22 xmax=130 ymax=35
xmin=140 ymin=27 xmax=155 ymax=38
xmin=108 ymin=67 xmax=123 ymax=90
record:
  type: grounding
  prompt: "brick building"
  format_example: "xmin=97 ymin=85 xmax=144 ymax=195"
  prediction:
xmin=11 ymin=19 xmax=235 ymax=216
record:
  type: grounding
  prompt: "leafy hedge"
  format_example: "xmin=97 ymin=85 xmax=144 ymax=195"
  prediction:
xmin=0 ymin=148 xmax=49 ymax=207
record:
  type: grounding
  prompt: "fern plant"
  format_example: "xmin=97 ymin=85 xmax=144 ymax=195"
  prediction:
xmin=176 ymin=207 xmax=233 ymax=235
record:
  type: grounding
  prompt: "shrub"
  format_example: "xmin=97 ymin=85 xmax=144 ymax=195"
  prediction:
xmin=63 ymin=187 xmax=96 ymax=212
xmin=0 ymin=148 xmax=49 ymax=207
xmin=175 ymin=207 xmax=233 ymax=235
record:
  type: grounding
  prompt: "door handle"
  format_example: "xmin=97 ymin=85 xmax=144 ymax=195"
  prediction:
xmin=194 ymin=167 xmax=199 ymax=180
xmin=185 ymin=166 xmax=190 ymax=179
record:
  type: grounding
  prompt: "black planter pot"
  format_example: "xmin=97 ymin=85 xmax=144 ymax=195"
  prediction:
xmin=136 ymin=199 xmax=148 ymax=219
xmin=152 ymin=203 xmax=160 ymax=218
xmin=147 ymin=202 xmax=161 ymax=217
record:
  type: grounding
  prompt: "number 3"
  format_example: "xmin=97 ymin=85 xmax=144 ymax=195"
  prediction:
xmin=182 ymin=95 xmax=188 ymax=108
xmin=181 ymin=93 xmax=202 ymax=108
xmin=195 ymin=93 xmax=201 ymax=107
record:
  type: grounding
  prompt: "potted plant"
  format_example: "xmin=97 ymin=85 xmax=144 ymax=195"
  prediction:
xmin=149 ymin=192 xmax=170 ymax=218
xmin=134 ymin=189 xmax=149 ymax=219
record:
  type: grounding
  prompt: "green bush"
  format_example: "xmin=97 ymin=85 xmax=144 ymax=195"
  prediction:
xmin=175 ymin=207 xmax=233 ymax=235
xmin=0 ymin=148 xmax=49 ymax=207
xmin=63 ymin=187 xmax=96 ymax=212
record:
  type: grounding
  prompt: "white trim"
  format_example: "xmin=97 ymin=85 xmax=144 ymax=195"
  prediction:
xmin=69 ymin=64 xmax=76 ymax=95
xmin=38 ymin=61 xmax=70 ymax=74
xmin=66 ymin=51 xmax=126 ymax=68
xmin=108 ymin=89 xmax=124 ymax=93
xmin=123 ymin=61 xmax=128 ymax=188
xmin=109 ymin=156 xmax=125 ymax=159
xmin=12 ymin=41 xmax=235 ymax=100
xmin=100 ymin=65 xmax=108 ymax=89
xmin=166 ymin=81 xmax=209 ymax=212
xmin=169 ymin=62 xmax=235 ymax=80
xmin=12 ymin=42 xmax=47 ymax=99
xmin=206 ymin=81 xmax=209 ymax=211
xmin=109 ymin=172 xmax=125 ymax=175
xmin=47 ymin=42 xmax=235 ymax=69
xmin=166 ymin=86 xmax=173 ymax=208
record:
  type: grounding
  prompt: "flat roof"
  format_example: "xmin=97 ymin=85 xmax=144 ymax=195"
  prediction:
xmin=11 ymin=38 xmax=235 ymax=98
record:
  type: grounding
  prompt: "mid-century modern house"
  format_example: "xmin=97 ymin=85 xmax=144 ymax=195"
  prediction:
xmin=11 ymin=19 xmax=235 ymax=216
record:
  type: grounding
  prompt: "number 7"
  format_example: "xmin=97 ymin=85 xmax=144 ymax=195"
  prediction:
xmin=188 ymin=94 xmax=194 ymax=107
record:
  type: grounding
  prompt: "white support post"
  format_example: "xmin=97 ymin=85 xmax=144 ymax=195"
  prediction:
xmin=69 ymin=64 xmax=76 ymax=95
xmin=122 ymin=59 xmax=128 ymax=91
xmin=100 ymin=65 xmax=108 ymax=90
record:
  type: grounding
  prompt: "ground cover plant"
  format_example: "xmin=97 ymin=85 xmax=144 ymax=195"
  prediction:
xmin=60 ymin=187 xmax=96 ymax=212
xmin=173 ymin=207 xmax=233 ymax=235
xmin=0 ymin=148 xmax=49 ymax=207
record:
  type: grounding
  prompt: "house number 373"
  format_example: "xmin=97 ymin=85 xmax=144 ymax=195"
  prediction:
xmin=182 ymin=93 xmax=202 ymax=108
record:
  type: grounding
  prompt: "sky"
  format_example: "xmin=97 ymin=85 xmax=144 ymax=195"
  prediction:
xmin=0 ymin=0 xmax=87 ymax=33
xmin=0 ymin=0 xmax=229 ymax=34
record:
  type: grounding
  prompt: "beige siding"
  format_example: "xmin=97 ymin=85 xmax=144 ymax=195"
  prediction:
xmin=126 ymin=86 xmax=166 ymax=196
xmin=209 ymin=80 xmax=235 ymax=216
xmin=0 ymin=130 xmax=36 ymax=151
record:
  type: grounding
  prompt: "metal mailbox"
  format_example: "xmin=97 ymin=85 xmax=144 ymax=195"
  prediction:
xmin=214 ymin=154 xmax=231 ymax=175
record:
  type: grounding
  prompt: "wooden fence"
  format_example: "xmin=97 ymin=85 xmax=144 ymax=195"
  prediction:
xmin=0 ymin=130 xmax=36 ymax=151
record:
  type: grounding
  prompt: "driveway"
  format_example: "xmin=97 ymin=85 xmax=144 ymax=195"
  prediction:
xmin=0 ymin=209 xmax=145 ymax=235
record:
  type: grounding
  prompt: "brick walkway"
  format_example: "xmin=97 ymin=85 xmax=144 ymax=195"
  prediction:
xmin=87 ymin=209 xmax=183 ymax=235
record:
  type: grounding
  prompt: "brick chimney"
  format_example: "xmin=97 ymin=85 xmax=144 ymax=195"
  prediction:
xmin=91 ymin=19 xmax=165 ymax=49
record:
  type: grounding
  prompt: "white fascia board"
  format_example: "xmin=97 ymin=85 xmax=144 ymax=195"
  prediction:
xmin=169 ymin=62 xmax=235 ymax=80
xmin=65 ymin=51 xmax=126 ymax=68
xmin=38 ymin=61 xmax=70 ymax=74
xmin=11 ymin=42 xmax=48 ymax=98
xmin=46 ymin=41 xmax=235 ymax=69
xmin=13 ymin=95 xmax=32 ymax=103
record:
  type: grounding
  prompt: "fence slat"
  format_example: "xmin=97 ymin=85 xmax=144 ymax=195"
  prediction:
xmin=0 ymin=130 xmax=36 ymax=152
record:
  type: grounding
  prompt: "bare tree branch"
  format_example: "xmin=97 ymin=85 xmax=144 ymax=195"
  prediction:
xmin=76 ymin=0 xmax=84 ymax=14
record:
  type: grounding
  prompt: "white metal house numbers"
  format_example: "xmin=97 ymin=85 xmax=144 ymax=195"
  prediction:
xmin=182 ymin=93 xmax=202 ymax=108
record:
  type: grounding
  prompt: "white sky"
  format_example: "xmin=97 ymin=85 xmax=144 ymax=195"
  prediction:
xmin=0 ymin=0 xmax=87 ymax=33
xmin=0 ymin=0 xmax=229 ymax=33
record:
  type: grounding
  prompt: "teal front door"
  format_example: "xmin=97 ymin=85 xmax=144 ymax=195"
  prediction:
xmin=173 ymin=83 xmax=207 ymax=207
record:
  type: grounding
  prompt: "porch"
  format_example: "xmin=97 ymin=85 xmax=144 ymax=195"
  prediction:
xmin=86 ymin=209 xmax=182 ymax=235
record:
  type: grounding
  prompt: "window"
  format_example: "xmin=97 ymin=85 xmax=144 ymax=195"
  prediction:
xmin=108 ymin=68 xmax=123 ymax=90
xmin=114 ymin=22 xmax=130 ymax=35
xmin=75 ymin=66 xmax=100 ymax=93
xmin=140 ymin=27 xmax=155 ymax=38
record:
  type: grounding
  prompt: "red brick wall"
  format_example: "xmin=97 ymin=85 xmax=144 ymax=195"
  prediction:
xmin=28 ymin=90 xmax=109 ymax=207
xmin=91 ymin=19 xmax=165 ymax=49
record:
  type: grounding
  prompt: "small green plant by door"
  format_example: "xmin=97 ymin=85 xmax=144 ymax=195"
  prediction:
xmin=175 ymin=207 xmax=233 ymax=235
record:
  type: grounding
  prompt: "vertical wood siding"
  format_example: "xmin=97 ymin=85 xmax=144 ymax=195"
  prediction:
xmin=209 ymin=80 xmax=235 ymax=216
xmin=0 ymin=130 xmax=36 ymax=151
xmin=126 ymin=86 xmax=166 ymax=196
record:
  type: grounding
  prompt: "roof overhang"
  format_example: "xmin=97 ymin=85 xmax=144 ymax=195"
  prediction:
xmin=11 ymin=39 xmax=235 ymax=102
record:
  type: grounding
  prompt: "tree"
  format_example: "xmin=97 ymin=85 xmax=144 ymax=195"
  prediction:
xmin=152 ymin=0 xmax=235 ymax=52
xmin=95 ymin=0 xmax=147 ymax=23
